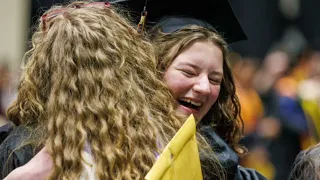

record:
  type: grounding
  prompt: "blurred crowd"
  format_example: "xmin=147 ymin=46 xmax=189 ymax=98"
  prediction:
xmin=0 ymin=62 xmax=17 ymax=143
xmin=231 ymin=46 xmax=320 ymax=180
xmin=228 ymin=0 xmax=320 ymax=179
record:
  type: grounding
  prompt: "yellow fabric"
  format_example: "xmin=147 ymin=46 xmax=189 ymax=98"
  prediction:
xmin=300 ymin=100 xmax=320 ymax=145
xmin=300 ymin=134 xmax=317 ymax=150
xmin=237 ymin=88 xmax=264 ymax=134
xmin=145 ymin=114 xmax=203 ymax=180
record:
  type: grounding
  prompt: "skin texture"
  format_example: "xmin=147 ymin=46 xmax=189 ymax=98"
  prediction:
xmin=163 ymin=41 xmax=223 ymax=121
xmin=4 ymin=148 xmax=53 ymax=180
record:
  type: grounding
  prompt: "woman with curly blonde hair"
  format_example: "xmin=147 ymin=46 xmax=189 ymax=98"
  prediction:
xmin=0 ymin=1 xmax=187 ymax=179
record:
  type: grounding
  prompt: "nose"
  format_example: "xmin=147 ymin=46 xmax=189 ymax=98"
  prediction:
xmin=192 ymin=75 xmax=211 ymax=95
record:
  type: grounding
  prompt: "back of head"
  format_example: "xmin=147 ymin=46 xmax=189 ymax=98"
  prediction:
xmin=289 ymin=143 xmax=320 ymax=180
xmin=7 ymin=1 xmax=183 ymax=179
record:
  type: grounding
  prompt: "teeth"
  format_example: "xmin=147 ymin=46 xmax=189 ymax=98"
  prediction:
xmin=180 ymin=98 xmax=202 ymax=107
xmin=191 ymin=101 xmax=201 ymax=107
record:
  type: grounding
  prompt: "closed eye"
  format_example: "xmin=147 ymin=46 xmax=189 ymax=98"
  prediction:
xmin=180 ymin=70 xmax=196 ymax=77
xmin=209 ymin=78 xmax=222 ymax=85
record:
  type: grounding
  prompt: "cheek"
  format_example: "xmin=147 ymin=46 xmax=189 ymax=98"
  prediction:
xmin=163 ymin=72 xmax=189 ymax=99
xmin=209 ymin=86 xmax=221 ymax=105
xmin=163 ymin=72 xmax=181 ymax=98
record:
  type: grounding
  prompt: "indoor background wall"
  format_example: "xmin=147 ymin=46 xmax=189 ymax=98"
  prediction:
xmin=0 ymin=0 xmax=31 ymax=80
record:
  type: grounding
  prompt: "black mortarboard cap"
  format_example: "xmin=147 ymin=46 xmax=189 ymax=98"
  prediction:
xmin=110 ymin=0 xmax=247 ymax=44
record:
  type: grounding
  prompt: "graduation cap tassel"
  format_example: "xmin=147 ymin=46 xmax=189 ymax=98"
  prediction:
xmin=137 ymin=5 xmax=147 ymax=34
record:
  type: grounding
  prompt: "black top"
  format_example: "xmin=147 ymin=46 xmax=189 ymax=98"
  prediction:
xmin=200 ymin=125 xmax=267 ymax=180
xmin=0 ymin=126 xmax=34 ymax=179
xmin=0 ymin=123 xmax=12 ymax=145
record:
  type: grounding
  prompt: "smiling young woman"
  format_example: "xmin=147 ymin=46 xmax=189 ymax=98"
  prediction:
xmin=163 ymin=41 xmax=223 ymax=121
xmin=154 ymin=25 xmax=242 ymax=151
xmin=153 ymin=24 xmax=266 ymax=180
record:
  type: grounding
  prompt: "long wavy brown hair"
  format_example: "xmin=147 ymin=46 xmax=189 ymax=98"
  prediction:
xmin=152 ymin=25 xmax=245 ymax=154
xmin=7 ymin=1 xmax=184 ymax=179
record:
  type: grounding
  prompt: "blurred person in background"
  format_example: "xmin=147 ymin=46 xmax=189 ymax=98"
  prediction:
xmin=272 ymin=28 xmax=314 ymax=148
xmin=231 ymin=55 xmax=264 ymax=135
xmin=258 ymin=40 xmax=320 ymax=180
xmin=0 ymin=63 xmax=13 ymax=144
xmin=0 ymin=63 xmax=11 ymax=118
xmin=243 ymin=46 xmax=302 ymax=180
xmin=274 ymin=41 xmax=320 ymax=149
xmin=296 ymin=51 xmax=320 ymax=147
xmin=229 ymin=55 xmax=274 ymax=179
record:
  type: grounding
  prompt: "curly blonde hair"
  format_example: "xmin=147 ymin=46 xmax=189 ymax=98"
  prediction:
xmin=7 ymin=1 xmax=184 ymax=179
xmin=152 ymin=25 xmax=245 ymax=154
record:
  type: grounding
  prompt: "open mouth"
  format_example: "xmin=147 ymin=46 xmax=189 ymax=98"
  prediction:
xmin=178 ymin=98 xmax=202 ymax=111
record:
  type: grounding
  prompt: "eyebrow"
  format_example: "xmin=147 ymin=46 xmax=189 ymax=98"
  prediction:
xmin=210 ymin=71 xmax=223 ymax=77
xmin=179 ymin=62 xmax=200 ymax=70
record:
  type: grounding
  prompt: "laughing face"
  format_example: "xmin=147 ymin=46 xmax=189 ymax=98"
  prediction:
xmin=163 ymin=41 xmax=223 ymax=121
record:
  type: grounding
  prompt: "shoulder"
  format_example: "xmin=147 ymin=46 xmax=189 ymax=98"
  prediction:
xmin=199 ymin=126 xmax=267 ymax=180
xmin=199 ymin=125 xmax=239 ymax=180
xmin=235 ymin=166 xmax=267 ymax=180
xmin=0 ymin=126 xmax=35 ymax=178
xmin=199 ymin=125 xmax=239 ymax=165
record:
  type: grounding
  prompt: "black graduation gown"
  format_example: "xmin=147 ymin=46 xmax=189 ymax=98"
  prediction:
xmin=200 ymin=125 xmax=267 ymax=180
xmin=0 ymin=126 xmax=34 ymax=179
xmin=0 ymin=124 xmax=12 ymax=145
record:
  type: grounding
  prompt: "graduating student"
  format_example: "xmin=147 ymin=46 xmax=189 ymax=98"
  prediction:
xmin=119 ymin=0 xmax=266 ymax=179
xmin=0 ymin=1 xmax=187 ymax=179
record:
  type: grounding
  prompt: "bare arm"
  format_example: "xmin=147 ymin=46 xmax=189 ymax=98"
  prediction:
xmin=4 ymin=148 xmax=53 ymax=180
